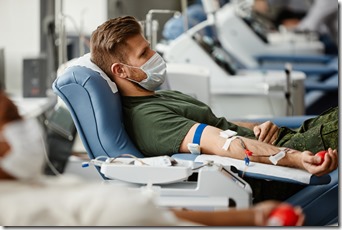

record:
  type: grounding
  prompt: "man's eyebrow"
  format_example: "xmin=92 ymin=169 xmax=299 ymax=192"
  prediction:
xmin=138 ymin=43 xmax=151 ymax=57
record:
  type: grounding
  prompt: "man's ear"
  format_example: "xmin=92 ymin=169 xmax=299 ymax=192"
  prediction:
xmin=111 ymin=63 xmax=126 ymax=79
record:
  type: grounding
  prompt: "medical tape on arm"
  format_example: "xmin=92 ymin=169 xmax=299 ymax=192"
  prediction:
xmin=219 ymin=129 xmax=289 ymax=166
xmin=220 ymin=129 xmax=238 ymax=151
xmin=187 ymin=123 xmax=208 ymax=155
xmin=269 ymin=147 xmax=288 ymax=165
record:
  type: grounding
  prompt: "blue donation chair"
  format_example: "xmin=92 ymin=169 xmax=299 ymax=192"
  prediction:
xmin=52 ymin=54 xmax=337 ymax=226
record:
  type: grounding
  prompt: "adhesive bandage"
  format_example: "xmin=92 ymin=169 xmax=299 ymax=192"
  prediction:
xmin=269 ymin=150 xmax=286 ymax=165
xmin=222 ymin=136 xmax=237 ymax=151
xmin=220 ymin=129 xmax=237 ymax=139
xmin=220 ymin=129 xmax=238 ymax=151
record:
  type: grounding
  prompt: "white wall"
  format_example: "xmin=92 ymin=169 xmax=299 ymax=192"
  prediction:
xmin=63 ymin=0 xmax=107 ymax=36
xmin=0 ymin=0 xmax=40 ymax=95
xmin=0 ymin=0 xmax=107 ymax=95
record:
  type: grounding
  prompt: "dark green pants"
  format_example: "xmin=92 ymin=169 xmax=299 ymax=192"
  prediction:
xmin=274 ymin=107 xmax=339 ymax=153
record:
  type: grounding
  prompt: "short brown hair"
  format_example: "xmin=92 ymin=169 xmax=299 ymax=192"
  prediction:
xmin=90 ymin=16 xmax=142 ymax=78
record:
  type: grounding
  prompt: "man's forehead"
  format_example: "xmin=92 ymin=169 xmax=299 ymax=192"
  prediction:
xmin=125 ymin=34 xmax=149 ymax=55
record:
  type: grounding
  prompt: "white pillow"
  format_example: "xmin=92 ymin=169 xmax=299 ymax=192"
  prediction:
xmin=57 ymin=53 xmax=118 ymax=93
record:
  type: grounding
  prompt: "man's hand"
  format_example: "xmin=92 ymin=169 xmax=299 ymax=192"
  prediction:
xmin=253 ymin=121 xmax=279 ymax=144
xmin=301 ymin=148 xmax=338 ymax=176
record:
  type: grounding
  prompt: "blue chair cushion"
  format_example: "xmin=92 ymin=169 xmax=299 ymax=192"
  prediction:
xmin=53 ymin=55 xmax=144 ymax=159
xmin=236 ymin=115 xmax=315 ymax=129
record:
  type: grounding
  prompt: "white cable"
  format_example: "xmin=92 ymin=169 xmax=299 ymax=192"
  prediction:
xmin=40 ymin=129 xmax=62 ymax=176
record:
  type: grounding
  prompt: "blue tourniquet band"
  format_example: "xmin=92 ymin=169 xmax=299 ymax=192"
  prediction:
xmin=193 ymin=123 xmax=207 ymax=145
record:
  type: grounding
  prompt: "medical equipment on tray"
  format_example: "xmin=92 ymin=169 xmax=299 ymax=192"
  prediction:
xmin=84 ymin=155 xmax=253 ymax=210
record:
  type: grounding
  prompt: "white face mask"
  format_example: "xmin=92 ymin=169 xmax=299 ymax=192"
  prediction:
xmin=0 ymin=119 xmax=45 ymax=180
xmin=124 ymin=52 xmax=167 ymax=91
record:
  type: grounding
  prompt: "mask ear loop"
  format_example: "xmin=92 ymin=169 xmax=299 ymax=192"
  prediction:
xmin=118 ymin=63 xmax=148 ymax=83
xmin=32 ymin=119 xmax=62 ymax=177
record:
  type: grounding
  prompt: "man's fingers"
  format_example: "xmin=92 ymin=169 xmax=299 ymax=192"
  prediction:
xmin=253 ymin=126 xmax=261 ymax=139
xmin=263 ymin=127 xmax=277 ymax=143
xmin=254 ymin=121 xmax=279 ymax=143
xmin=327 ymin=148 xmax=338 ymax=171
xmin=260 ymin=128 xmax=278 ymax=144
xmin=256 ymin=125 xmax=270 ymax=142
xmin=271 ymin=132 xmax=278 ymax=145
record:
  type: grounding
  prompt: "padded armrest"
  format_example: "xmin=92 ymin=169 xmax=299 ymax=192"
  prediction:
xmin=237 ymin=115 xmax=315 ymax=129
xmin=305 ymin=74 xmax=338 ymax=92
xmin=172 ymin=153 xmax=331 ymax=185
xmin=255 ymin=64 xmax=337 ymax=77
xmin=253 ymin=55 xmax=338 ymax=78
xmin=286 ymin=169 xmax=338 ymax=226
xmin=255 ymin=54 xmax=336 ymax=64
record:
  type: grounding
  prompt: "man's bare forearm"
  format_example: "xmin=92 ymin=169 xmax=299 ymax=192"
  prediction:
xmin=228 ymin=137 xmax=303 ymax=169
xmin=185 ymin=125 xmax=303 ymax=169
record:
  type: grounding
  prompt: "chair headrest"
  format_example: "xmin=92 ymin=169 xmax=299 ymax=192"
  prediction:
xmin=58 ymin=53 xmax=118 ymax=94
xmin=53 ymin=53 xmax=144 ymax=160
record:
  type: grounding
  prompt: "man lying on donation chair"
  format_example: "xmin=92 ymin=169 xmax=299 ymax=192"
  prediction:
xmin=88 ymin=16 xmax=338 ymax=203
xmin=0 ymin=88 xmax=305 ymax=226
